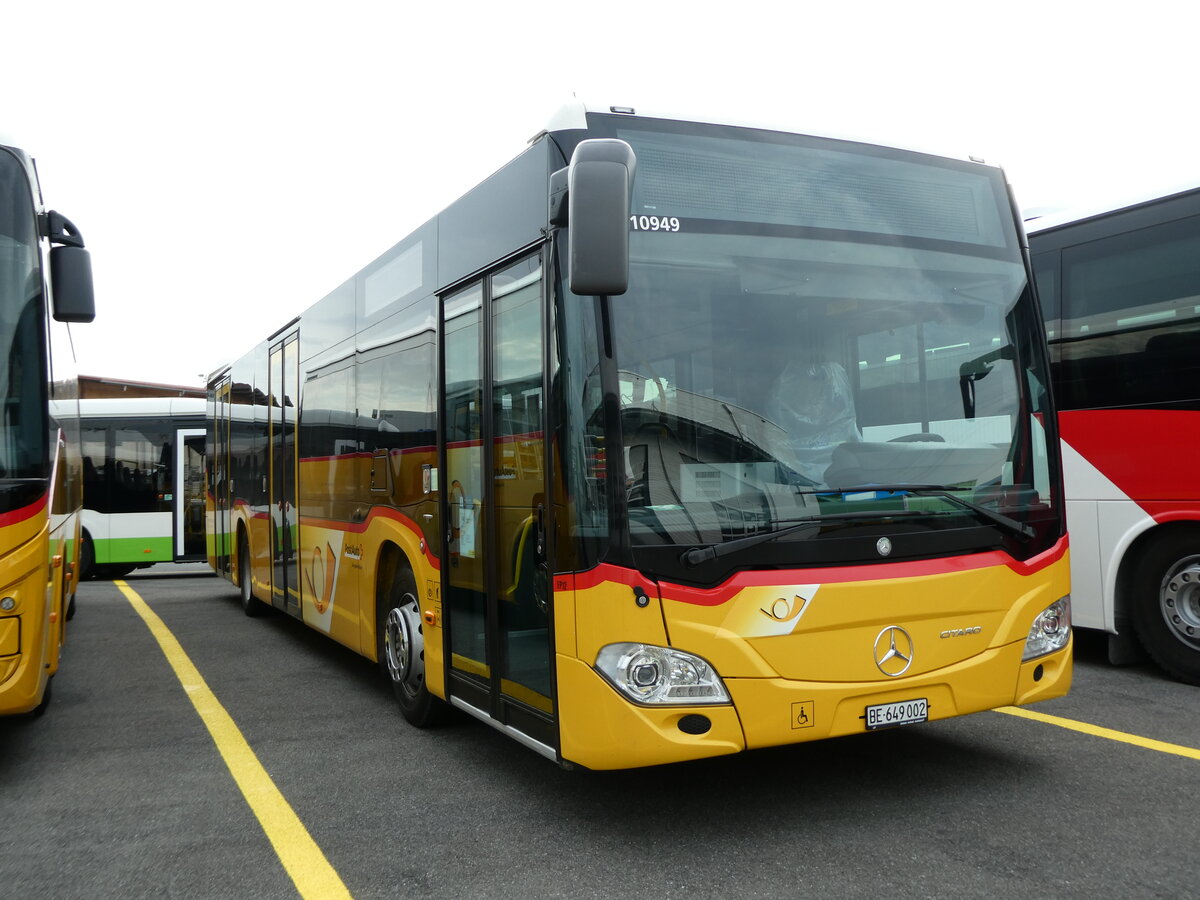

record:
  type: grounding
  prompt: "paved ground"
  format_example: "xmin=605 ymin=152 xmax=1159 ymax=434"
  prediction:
xmin=2 ymin=565 xmax=1197 ymax=899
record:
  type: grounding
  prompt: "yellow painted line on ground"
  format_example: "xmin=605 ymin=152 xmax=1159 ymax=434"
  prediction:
xmin=116 ymin=580 xmax=353 ymax=900
xmin=995 ymin=705 xmax=1200 ymax=761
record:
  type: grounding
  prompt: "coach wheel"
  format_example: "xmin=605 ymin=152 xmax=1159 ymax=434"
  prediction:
xmin=238 ymin=532 xmax=266 ymax=617
xmin=379 ymin=568 xmax=446 ymax=727
xmin=1132 ymin=533 xmax=1200 ymax=686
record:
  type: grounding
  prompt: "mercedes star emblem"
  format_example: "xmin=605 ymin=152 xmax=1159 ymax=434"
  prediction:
xmin=873 ymin=625 xmax=914 ymax=677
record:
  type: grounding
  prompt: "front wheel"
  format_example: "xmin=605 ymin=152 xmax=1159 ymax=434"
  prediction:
xmin=1131 ymin=532 xmax=1200 ymax=685
xmin=379 ymin=568 xmax=448 ymax=727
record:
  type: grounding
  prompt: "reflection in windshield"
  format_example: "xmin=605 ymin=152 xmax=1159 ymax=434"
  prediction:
xmin=0 ymin=149 xmax=46 ymax=484
xmin=559 ymin=123 xmax=1059 ymax=573
xmin=610 ymin=246 xmax=1050 ymax=547
xmin=607 ymin=229 xmax=1051 ymax=555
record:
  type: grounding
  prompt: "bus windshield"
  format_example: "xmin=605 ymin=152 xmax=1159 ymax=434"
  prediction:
xmin=565 ymin=120 xmax=1059 ymax=577
xmin=0 ymin=148 xmax=47 ymax=490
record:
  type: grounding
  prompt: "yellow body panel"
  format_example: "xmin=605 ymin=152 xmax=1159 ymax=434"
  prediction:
xmin=221 ymin=440 xmax=446 ymax=700
xmin=571 ymin=573 xmax=669 ymax=663
xmin=726 ymin=637 xmax=1072 ymax=750
xmin=0 ymin=520 xmax=57 ymax=715
xmin=212 ymin=441 xmax=1071 ymax=771
xmin=556 ymin=547 xmax=1072 ymax=770
xmin=293 ymin=508 xmax=445 ymax=702
xmin=0 ymin=618 xmax=18 ymax=656
xmin=661 ymin=551 xmax=1071 ymax=682
xmin=557 ymin=656 xmax=745 ymax=769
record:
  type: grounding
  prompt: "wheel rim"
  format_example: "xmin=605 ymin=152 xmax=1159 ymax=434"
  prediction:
xmin=384 ymin=592 xmax=425 ymax=698
xmin=1160 ymin=554 xmax=1200 ymax=648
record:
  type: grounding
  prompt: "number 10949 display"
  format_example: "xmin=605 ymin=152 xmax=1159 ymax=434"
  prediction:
xmin=629 ymin=215 xmax=681 ymax=232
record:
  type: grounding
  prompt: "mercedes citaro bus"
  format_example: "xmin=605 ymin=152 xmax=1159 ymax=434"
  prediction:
xmin=207 ymin=102 xmax=1071 ymax=768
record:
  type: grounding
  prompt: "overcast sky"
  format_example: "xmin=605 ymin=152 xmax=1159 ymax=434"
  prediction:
xmin=5 ymin=1 xmax=1197 ymax=388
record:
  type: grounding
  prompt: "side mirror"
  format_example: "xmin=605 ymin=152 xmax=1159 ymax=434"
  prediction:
xmin=46 ymin=211 xmax=95 ymax=323
xmin=567 ymin=139 xmax=636 ymax=296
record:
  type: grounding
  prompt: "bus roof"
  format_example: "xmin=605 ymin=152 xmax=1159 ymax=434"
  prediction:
xmin=1025 ymin=181 xmax=1200 ymax=235
xmin=74 ymin=397 xmax=207 ymax=419
xmin=210 ymin=103 xmax=1014 ymax=384
xmin=538 ymin=99 xmax=1003 ymax=171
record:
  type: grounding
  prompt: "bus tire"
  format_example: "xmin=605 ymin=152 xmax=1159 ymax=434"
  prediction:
xmin=238 ymin=532 xmax=267 ymax=617
xmin=1131 ymin=532 xmax=1200 ymax=686
xmin=79 ymin=531 xmax=95 ymax=581
xmin=379 ymin=567 xmax=447 ymax=727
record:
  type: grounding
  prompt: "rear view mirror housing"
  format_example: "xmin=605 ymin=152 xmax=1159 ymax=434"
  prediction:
xmin=565 ymin=139 xmax=636 ymax=297
xmin=46 ymin=211 xmax=95 ymax=323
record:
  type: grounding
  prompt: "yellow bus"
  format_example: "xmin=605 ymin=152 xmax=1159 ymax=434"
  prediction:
xmin=208 ymin=103 xmax=1071 ymax=769
xmin=0 ymin=137 xmax=95 ymax=715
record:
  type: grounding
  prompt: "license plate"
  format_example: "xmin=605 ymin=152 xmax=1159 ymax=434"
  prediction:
xmin=864 ymin=698 xmax=928 ymax=731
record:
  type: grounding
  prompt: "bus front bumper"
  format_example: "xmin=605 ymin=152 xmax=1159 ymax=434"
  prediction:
xmin=0 ymin=540 xmax=54 ymax=716
xmin=556 ymin=638 xmax=1071 ymax=770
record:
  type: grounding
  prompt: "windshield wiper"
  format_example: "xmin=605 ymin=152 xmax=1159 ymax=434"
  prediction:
xmin=679 ymin=508 xmax=938 ymax=567
xmin=822 ymin=483 xmax=1036 ymax=540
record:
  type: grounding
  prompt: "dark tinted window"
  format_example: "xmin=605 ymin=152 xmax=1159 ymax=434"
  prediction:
xmin=1052 ymin=214 xmax=1200 ymax=410
xmin=1032 ymin=252 xmax=1060 ymax=330
xmin=82 ymin=420 xmax=173 ymax=514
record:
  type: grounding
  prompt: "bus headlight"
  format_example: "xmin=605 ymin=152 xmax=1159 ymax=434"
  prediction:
xmin=1022 ymin=596 xmax=1071 ymax=661
xmin=595 ymin=643 xmax=730 ymax=705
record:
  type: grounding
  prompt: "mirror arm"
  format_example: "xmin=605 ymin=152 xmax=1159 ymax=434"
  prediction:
xmin=46 ymin=210 xmax=86 ymax=248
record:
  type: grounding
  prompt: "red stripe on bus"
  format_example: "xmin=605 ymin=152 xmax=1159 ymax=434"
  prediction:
xmin=299 ymin=506 xmax=441 ymax=570
xmin=562 ymin=536 xmax=1068 ymax=607
xmin=0 ymin=492 xmax=48 ymax=528
xmin=300 ymin=451 xmax=374 ymax=464
xmin=1141 ymin=501 xmax=1200 ymax=526
xmin=443 ymin=433 xmax=543 ymax=451
xmin=299 ymin=446 xmax=440 ymax=464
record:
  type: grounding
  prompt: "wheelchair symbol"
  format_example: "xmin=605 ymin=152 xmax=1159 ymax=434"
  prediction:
xmin=791 ymin=700 xmax=815 ymax=729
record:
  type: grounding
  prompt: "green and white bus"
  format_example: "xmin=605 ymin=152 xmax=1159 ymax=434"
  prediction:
xmin=77 ymin=397 xmax=206 ymax=578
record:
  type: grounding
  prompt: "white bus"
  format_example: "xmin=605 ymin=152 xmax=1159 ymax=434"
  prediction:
xmin=77 ymin=397 xmax=206 ymax=578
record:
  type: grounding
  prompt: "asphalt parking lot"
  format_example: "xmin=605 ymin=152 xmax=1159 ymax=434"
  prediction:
xmin=2 ymin=565 xmax=1197 ymax=899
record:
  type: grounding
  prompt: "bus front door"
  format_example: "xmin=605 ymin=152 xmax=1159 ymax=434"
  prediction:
xmin=269 ymin=333 xmax=300 ymax=616
xmin=440 ymin=257 xmax=554 ymax=753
